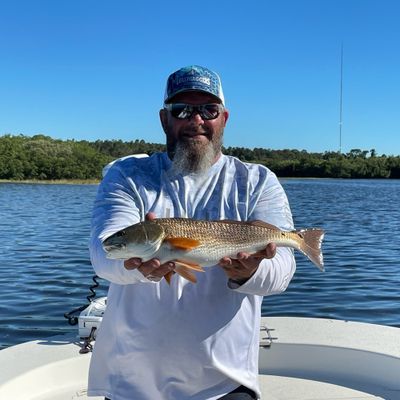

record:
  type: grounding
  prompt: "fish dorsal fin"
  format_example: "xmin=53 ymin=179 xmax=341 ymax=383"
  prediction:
xmin=174 ymin=262 xmax=198 ymax=283
xmin=248 ymin=220 xmax=280 ymax=230
xmin=220 ymin=219 xmax=280 ymax=230
xmin=165 ymin=237 xmax=200 ymax=250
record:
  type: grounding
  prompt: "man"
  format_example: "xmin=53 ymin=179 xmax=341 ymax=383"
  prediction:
xmin=88 ymin=65 xmax=296 ymax=400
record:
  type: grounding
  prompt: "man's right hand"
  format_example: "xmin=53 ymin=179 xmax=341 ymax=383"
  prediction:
xmin=124 ymin=257 xmax=175 ymax=281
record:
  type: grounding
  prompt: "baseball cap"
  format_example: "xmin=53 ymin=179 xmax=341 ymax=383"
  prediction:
xmin=164 ymin=65 xmax=225 ymax=105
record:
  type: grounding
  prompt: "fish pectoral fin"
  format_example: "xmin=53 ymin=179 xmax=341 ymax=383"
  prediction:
xmin=165 ymin=237 xmax=201 ymax=251
xmin=174 ymin=263 xmax=198 ymax=283
xmin=164 ymin=270 xmax=175 ymax=285
xmin=175 ymin=260 xmax=204 ymax=272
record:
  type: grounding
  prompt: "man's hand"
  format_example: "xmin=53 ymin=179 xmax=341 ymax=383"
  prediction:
xmin=123 ymin=212 xmax=175 ymax=281
xmin=124 ymin=257 xmax=175 ymax=281
xmin=219 ymin=243 xmax=277 ymax=284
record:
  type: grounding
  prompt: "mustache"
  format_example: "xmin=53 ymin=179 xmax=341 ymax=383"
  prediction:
xmin=180 ymin=131 xmax=209 ymax=139
xmin=180 ymin=125 xmax=210 ymax=136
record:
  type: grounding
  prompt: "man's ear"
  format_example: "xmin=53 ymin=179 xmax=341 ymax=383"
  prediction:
xmin=223 ymin=109 xmax=229 ymax=127
xmin=159 ymin=109 xmax=168 ymax=134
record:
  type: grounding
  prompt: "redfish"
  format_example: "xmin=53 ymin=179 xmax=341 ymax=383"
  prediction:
xmin=103 ymin=218 xmax=325 ymax=283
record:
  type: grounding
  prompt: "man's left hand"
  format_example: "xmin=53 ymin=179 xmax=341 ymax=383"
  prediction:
xmin=219 ymin=243 xmax=276 ymax=284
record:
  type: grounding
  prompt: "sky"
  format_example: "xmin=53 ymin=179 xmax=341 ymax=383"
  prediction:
xmin=1 ymin=0 xmax=399 ymax=156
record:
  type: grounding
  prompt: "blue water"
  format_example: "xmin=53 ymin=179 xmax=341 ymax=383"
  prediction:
xmin=0 ymin=179 xmax=399 ymax=349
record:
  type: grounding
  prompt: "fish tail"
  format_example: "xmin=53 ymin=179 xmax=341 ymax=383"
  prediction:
xmin=297 ymin=229 xmax=325 ymax=271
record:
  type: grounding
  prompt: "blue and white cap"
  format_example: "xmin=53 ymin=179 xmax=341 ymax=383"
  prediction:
xmin=164 ymin=65 xmax=225 ymax=105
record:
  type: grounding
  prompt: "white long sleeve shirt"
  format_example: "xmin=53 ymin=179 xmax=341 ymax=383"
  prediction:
xmin=88 ymin=152 xmax=296 ymax=400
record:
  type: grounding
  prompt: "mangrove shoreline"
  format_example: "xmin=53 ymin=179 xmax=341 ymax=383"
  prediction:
xmin=2 ymin=134 xmax=400 ymax=181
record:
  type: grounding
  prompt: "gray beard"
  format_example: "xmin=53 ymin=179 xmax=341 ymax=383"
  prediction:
xmin=171 ymin=137 xmax=222 ymax=175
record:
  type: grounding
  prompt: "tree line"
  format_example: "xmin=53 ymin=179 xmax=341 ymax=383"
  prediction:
xmin=1 ymin=134 xmax=400 ymax=180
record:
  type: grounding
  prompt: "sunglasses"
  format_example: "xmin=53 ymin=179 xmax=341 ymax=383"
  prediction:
xmin=164 ymin=103 xmax=224 ymax=120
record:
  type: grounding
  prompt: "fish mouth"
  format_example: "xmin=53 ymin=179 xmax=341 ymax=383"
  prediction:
xmin=102 ymin=242 xmax=126 ymax=253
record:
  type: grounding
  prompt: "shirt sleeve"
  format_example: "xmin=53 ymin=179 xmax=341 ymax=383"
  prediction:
xmin=89 ymin=163 xmax=150 ymax=285
xmin=228 ymin=170 xmax=296 ymax=296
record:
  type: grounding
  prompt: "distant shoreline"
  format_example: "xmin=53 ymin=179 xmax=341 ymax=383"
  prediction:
xmin=1 ymin=177 xmax=395 ymax=186
xmin=0 ymin=179 xmax=100 ymax=185
xmin=2 ymin=135 xmax=400 ymax=179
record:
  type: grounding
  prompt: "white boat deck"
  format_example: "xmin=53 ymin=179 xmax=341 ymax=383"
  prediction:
xmin=258 ymin=317 xmax=400 ymax=399
xmin=0 ymin=317 xmax=399 ymax=399
xmin=260 ymin=375 xmax=384 ymax=400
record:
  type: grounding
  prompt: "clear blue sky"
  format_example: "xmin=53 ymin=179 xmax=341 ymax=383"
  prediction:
xmin=1 ymin=0 xmax=399 ymax=155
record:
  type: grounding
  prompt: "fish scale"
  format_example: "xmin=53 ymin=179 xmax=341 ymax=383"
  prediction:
xmin=158 ymin=218 xmax=284 ymax=256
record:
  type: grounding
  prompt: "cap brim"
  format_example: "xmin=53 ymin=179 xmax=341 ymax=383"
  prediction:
xmin=165 ymin=88 xmax=223 ymax=104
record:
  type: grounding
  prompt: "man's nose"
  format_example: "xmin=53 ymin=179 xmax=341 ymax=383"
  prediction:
xmin=188 ymin=110 xmax=204 ymax=123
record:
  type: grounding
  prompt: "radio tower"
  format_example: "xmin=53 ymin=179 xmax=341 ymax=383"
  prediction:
xmin=339 ymin=43 xmax=344 ymax=153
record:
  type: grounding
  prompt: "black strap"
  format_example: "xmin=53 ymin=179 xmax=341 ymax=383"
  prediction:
xmin=219 ymin=385 xmax=257 ymax=399
xmin=104 ymin=385 xmax=256 ymax=400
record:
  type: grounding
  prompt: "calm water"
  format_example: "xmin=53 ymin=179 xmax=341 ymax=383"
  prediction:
xmin=0 ymin=179 xmax=399 ymax=349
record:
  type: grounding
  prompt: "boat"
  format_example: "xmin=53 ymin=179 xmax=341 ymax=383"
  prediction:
xmin=1 ymin=296 xmax=399 ymax=400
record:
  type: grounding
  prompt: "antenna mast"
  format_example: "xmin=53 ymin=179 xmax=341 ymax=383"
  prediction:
xmin=339 ymin=43 xmax=344 ymax=153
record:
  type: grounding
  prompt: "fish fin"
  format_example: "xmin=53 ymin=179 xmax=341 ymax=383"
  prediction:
xmin=165 ymin=237 xmax=201 ymax=250
xmin=174 ymin=263 xmax=197 ymax=283
xmin=175 ymin=260 xmax=205 ymax=272
xmin=296 ymin=229 xmax=325 ymax=271
xmin=220 ymin=219 xmax=280 ymax=230
xmin=250 ymin=249 xmax=268 ymax=257
xmin=249 ymin=220 xmax=280 ymax=230
xmin=164 ymin=270 xmax=175 ymax=285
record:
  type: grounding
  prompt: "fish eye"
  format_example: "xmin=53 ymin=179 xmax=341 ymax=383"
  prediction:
xmin=116 ymin=230 xmax=126 ymax=237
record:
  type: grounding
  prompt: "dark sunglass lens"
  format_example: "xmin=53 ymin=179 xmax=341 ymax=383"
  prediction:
xmin=171 ymin=103 xmax=193 ymax=119
xmin=168 ymin=103 xmax=187 ymax=119
xmin=201 ymin=104 xmax=220 ymax=120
